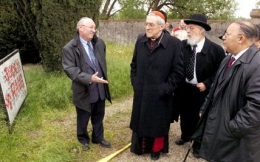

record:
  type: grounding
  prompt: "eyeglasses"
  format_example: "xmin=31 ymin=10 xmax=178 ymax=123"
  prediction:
xmin=81 ymin=25 xmax=96 ymax=30
xmin=223 ymin=32 xmax=243 ymax=38
xmin=223 ymin=32 xmax=231 ymax=38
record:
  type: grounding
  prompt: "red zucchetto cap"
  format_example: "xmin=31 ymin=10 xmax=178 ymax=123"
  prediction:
xmin=151 ymin=11 xmax=165 ymax=21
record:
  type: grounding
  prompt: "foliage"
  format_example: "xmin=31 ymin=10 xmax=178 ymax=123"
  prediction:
xmin=0 ymin=1 xmax=40 ymax=63
xmin=39 ymin=0 xmax=101 ymax=72
xmin=167 ymin=0 xmax=238 ymax=20
xmin=256 ymin=1 xmax=260 ymax=8
xmin=10 ymin=0 xmax=103 ymax=72
xmin=103 ymin=0 xmax=238 ymax=20
xmin=115 ymin=0 xmax=147 ymax=19
xmin=0 ymin=42 xmax=133 ymax=161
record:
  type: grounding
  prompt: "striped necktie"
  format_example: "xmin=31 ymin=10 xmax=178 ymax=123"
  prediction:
xmin=87 ymin=41 xmax=96 ymax=66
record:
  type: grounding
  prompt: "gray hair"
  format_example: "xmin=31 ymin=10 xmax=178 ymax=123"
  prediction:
xmin=147 ymin=13 xmax=165 ymax=25
xmin=255 ymin=24 xmax=260 ymax=41
xmin=234 ymin=21 xmax=256 ymax=41
xmin=76 ymin=17 xmax=92 ymax=30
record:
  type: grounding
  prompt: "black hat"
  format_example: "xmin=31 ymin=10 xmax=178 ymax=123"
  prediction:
xmin=159 ymin=10 xmax=167 ymax=22
xmin=184 ymin=14 xmax=211 ymax=31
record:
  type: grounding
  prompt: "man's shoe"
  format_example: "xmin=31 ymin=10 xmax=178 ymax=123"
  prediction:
xmin=193 ymin=149 xmax=200 ymax=158
xmin=151 ymin=151 xmax=160 ymax=160
xmin=175 ymin=139 xmax=188 ymax=145
xmin=82 ymin=143 xmax=90 ymax=151
xmin=93 ymin=140 xmax=111 ymax=148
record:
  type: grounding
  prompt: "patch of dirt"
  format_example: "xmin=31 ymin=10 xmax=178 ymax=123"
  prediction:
xmin=22 ymin=64 xmax=42 ymax=71
xmin=29 ymin=130 xmax=43 ymax=140
xmin=104 ymin=96 xmax=206 ymax=162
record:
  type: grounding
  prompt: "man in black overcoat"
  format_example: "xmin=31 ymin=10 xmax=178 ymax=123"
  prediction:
xmin=172 ymin=14 xmax=225 ymax=158
xmin=130 ymin=11 xmax=184 ymax=160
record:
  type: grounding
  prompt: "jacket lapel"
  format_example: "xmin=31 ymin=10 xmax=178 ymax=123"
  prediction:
xmin=213 ymin=45 xmax=259 ymax=98
xmin=93 ymin=42 xmax=105 ymax=72
xmin=79 ymin=42 xmax=96 ymax=71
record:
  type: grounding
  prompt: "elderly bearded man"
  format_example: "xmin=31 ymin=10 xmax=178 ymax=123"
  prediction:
xmin=172 ymin=14 xmax=225 ymax=158
xmin=129 ymin=11 xmax=184 ymax=160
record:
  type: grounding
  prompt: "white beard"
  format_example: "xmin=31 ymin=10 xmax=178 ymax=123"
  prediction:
xmin=187 ymin=35 xmax=200 ymax=46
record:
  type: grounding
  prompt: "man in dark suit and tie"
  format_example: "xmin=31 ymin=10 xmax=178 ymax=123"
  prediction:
xmin=62 ymin=17 xmax=111 ymax=151
xmin=172 ymin=14 xmax=226 ymax=158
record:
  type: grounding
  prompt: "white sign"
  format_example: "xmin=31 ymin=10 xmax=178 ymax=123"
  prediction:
xmin=0 ymin=50 xmax=27 ymax=125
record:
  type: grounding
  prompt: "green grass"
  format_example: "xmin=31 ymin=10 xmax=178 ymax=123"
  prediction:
xmin=0 ymin=42 xmax=134 ymax=162
xmin=106 ymin=42 xmax=134 ymax=99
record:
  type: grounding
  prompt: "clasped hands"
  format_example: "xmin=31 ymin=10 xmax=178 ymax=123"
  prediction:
xmin=91 ymin=72 xmax=108 ymax=84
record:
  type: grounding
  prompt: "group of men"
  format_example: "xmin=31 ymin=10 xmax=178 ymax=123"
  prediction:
xmin=62 ymin=11 xmax=260 ymax=162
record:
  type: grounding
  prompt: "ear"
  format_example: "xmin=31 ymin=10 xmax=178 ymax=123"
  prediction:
xmin=238 ymin=34 xmax=245 ymax=44
xmin=78 ymin=25 xmax=83 ymax=31
xmin=160 ymin=24 xmax=165 ymax=30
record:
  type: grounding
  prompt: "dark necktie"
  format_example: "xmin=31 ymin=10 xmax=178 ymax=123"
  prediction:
xmin=87 ymin=42 xmax=96 ymax=66
xmin=186 ymin=45 xmax=197 ymax=81
xmin=150 ymin=39 xmax=156 ymax=50
xmin=227 ymin=57 xmax=235 ymax=67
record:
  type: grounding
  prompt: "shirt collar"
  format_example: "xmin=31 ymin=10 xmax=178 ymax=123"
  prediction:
xmin=79 ymin=36 xmax=88 ymax=45
xmin=232 ymin=48 xmax=249 ymax=60
xmin=194 ymin=37 xmax=205 ymax=53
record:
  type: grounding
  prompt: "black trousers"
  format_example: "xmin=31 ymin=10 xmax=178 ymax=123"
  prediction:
xmin=179 ymin=83 xmax=207 ymax=141
xmin=76 ymin=99 xmax=105 ymax=144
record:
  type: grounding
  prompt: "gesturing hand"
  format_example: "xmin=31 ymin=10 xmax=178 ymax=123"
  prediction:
xmin=91 ymin=72 xmax=108 ymax=84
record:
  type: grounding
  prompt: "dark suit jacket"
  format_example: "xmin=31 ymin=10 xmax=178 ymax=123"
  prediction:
xmin=62 ymin=33 xmax=111 ymax=112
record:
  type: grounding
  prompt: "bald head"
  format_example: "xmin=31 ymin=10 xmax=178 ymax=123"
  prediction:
xmin=234 ymin=21 xmax=256 ymax=41
xmin=76 ymin=17 xmax=94 ymax=31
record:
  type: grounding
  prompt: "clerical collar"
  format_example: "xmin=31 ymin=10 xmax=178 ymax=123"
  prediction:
xmin=150 ymin=32 xmax=164 ymax=44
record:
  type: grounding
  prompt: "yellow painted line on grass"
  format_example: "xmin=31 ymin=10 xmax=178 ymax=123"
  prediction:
xmin=97 ymin=143 xmax=131 ymax=162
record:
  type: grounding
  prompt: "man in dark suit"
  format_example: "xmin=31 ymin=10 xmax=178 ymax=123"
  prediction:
xmin=172 ymin=14 xmax=225 ymax=158
xmin=192 ymin=21 xmax=260 ymax=162
xmin=62 ymin=17 xmax=111 ymax=151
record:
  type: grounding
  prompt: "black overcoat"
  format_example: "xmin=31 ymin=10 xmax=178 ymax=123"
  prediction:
xmin=130 ymin=31 xmax=184 ymax=137
xmin=192 ymin=45 xmax=260 ymax=162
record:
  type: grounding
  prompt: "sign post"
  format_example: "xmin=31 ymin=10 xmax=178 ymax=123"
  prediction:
xmin=0 ymin=49 xmax=27 ymax=131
